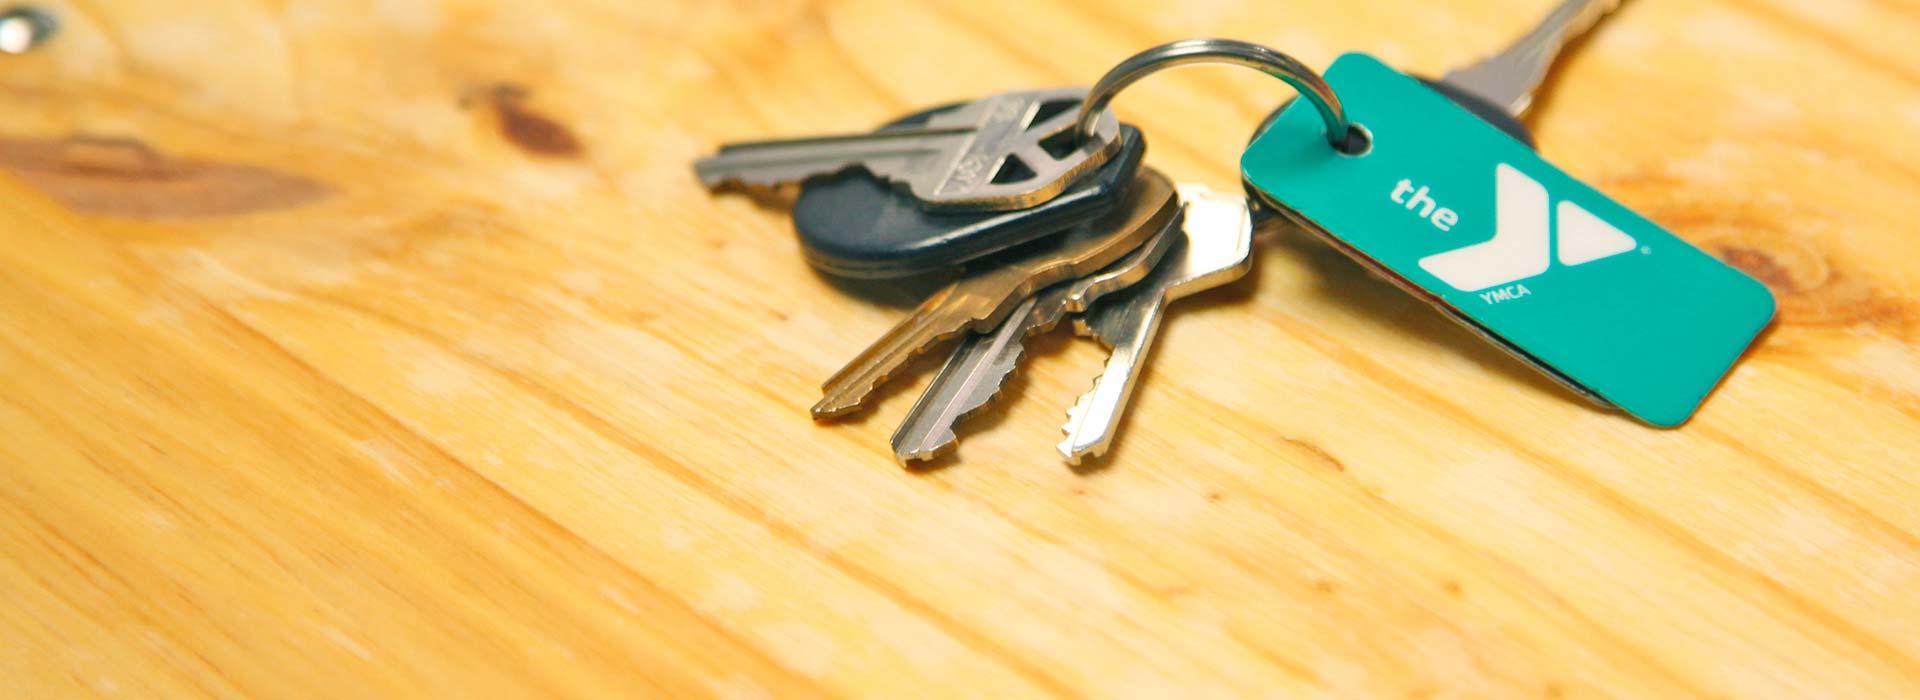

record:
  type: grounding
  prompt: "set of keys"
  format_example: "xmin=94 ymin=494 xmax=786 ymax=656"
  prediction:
xmin=697 ymin=85 xmax=1254 ymax=464
xmin=695 ymin=0 xmax=1778 ymax=466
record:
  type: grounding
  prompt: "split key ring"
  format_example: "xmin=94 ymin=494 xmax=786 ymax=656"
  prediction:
xmin=1073 ymin=38 xmax=1365 ymax=154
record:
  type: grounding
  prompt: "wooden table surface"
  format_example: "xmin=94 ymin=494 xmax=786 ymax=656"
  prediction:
xmin=3 ymin=0 xmax=1918 ymax=697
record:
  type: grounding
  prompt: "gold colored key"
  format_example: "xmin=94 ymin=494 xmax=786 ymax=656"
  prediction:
xmin=812 ymin=168 xmax=1178 ymax=419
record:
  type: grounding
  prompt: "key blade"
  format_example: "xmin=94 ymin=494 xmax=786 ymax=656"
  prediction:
xmin=814 ymin=278 xmax=1042 ymax=420
xmin=1440 ymin=0 xmax=1624 ymax=116
xmin=694 ymin=126 xmax=972 ymax=191
xmin=813 ymin=294 xmax=970 ymax=420
xmin=813 ymin=169 xmax=1176 ymax=419
xmin=1059 ymin=303 xmax=1160 ymax=465
xmin=1058 ymin=184 xmax=1256 ymax=465
xmin=891 ymin=296 xmax=1045 ymax=463
xmin=1058 ymin=388 xmax=1098 ymax=460
xmin=892 ymin=204 xmax=1184 ymax=462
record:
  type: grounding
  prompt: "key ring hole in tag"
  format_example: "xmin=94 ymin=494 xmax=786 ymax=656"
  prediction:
xmin=1334 ymin=123 xmax=1372 ymax=157
xmin=0 ymin=5 xmax=57 ymax=54
xmin=1073 ymin=38 xmax=1363 ymax=154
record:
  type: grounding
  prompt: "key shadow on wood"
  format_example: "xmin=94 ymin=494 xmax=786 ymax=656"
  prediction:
xmin=807 ymin=265 xmax=961 ymax=310
xmin=1241 ymin=223 xmax=1615 ymax=417
xmin=820 ymin=216 xmax=1624 ymax=476
xmin=1062 ymin=254 xmax=1269 ymax=475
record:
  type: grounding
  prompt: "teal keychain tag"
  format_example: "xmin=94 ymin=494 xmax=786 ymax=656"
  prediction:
xmin=1242 ymin=53 xmax=1774 ymax=427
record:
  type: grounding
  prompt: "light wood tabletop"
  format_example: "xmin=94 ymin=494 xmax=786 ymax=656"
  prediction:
xmin=2 ymin=0 xmax=1918 ymax=697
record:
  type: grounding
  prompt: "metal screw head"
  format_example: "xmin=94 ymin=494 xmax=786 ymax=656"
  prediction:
xmin=0 ymin=6 xmax=57 ymax=54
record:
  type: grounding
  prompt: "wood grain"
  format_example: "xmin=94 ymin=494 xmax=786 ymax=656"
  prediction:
xmin=1 ymin=0 xmax=1916 ymax=697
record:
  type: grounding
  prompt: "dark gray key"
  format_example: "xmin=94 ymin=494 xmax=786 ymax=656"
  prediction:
xmin=794 ymin=105 xmax=1145 ymax=278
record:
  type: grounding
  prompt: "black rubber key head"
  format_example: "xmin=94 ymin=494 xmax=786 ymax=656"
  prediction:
xmin=793 ymin=107 xmax=1146 ymax=279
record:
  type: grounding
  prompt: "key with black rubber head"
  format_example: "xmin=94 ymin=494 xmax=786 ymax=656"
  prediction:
xmin=793 ymin=104 xmax=1146 ymax=279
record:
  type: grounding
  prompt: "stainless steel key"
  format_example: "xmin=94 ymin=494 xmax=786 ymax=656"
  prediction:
xmin=1058 ymin=184 xmax=1254 ymax=465
xmin=890 ymin=213 xmax=1180 ymax=463
xmin=1440 ymin=0 xmax=1624 ymax=116
xmin=813 ymin=169 xmax=1178 ymax=419
xmin=1246 ymin=0 xmax=1624 ymax=227
xmin=695 ymin=87 xmax=1123 ymax=211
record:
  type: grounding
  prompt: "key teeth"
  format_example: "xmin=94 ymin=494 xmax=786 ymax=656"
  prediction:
xmin=1057 ymin=385 xmax=1101 ymax=465
xmin=892 ymin=385 xmax=995 ymax=465
xmin=815 ymin=376 xmax=893 ymax=419
xmin=891 ymin=302 xmax=1059 ymax=464
xmin=895 ymin=433 xmax=958 ymax=466
xmin=815 ymin=318 xmax=974 ymax=419
xmin=695 ymin=170 xmax=790 ymax=194
xmin=815 ymin=367 xmax=909 ymax=418
xmin=1062 ymin=390 xmax=1092 ymax=429
xmin=936 ymin=381 xmax=1014 ymax=434
xmin=810 ymin=398 xmax=862 ymax=421
xmin=1057 ymin=430 xmax=1103 ymax=465
xmin=1057 ymin=442 xmax=1090 ymax=466
xmin=1068 ymin=314 xmax=1123 ymax=351
xmin=817 ymin=361 xmax=921 ymax=419
xmin=698 ymin=164 xmax=907 ymax=204
xmin=1069 ymin=315 xmax=1098 ymax=340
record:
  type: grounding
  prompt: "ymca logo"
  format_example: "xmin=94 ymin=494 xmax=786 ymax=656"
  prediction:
xmin=1411 ymin=164 xmax=1638 ymax=293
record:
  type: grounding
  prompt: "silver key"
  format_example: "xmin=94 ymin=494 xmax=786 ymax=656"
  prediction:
xmin=890 ymin=215 xmax=1180 ymax=463
xmin=694 ymin=87 xmax=1122 ymax=211
xmin=1245 ymin=1 xmax=1623 ymax=241
xmin=1440 ymin=0 xmax=1625 ymax=116
xmin=1058 ymin=185 xmax=1254 ymax=465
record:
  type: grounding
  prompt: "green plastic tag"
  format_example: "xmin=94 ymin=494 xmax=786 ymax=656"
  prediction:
xmin=1242 ymin=53 xmax=1774 ymax=427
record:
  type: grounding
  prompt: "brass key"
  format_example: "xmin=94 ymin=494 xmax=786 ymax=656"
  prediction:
xmin=812 ymin=169 xmax=1178 ymax=419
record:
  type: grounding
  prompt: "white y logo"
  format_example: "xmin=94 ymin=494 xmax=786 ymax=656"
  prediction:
xmin=1418 ymin=164 xmax=1637 ymax=292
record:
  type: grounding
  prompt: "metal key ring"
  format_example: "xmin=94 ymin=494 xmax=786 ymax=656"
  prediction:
xmin=0 ymin=5 xmax=57 ymax=54
xmin=1074 ymin=38 xmax=1359 ymax=152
